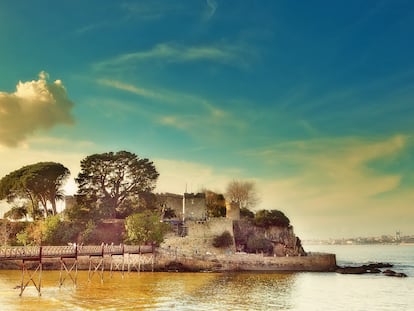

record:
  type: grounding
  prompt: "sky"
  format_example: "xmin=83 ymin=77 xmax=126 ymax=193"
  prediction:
xmin=0 ymin=0 xmax=413 ymax=239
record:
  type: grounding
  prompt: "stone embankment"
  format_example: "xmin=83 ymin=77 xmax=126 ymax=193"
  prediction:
xmin=155 ymin=248 xmax=337 ymax=272
xmin=0 ymin=249 xmax=337 ymax=273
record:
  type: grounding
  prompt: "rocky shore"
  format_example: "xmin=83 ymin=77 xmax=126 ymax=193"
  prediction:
xmin=335 ymin=262 xmax=408 ymax=277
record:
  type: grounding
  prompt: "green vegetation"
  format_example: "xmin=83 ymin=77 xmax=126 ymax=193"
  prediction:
xmin=212 ymin=230 xmax=234 ymax=248
xmin=204 ymin=190 xmax=226 ymax=217
xmin=76 ymin=151 xmax=159 ymax=219
xmin=0 ymin=162 xmax=70 ymax=219
xmin=240 ymin=207 xmax=254 ymax=219
xmin=0 ymin=151 xmax=166 ymax=246
xmin=254 ymin=209 xmax=290 ymax=228
xmin=0 ymin=155 xmax=293 ymax=250
xmin=125 ymin=211 xmax=170 ymax=245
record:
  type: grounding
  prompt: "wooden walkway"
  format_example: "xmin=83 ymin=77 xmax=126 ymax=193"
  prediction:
xmin=0 ymin=244 xmax=153 ymax=261
xmin=0 ymin=244 xmax=155 ymax=297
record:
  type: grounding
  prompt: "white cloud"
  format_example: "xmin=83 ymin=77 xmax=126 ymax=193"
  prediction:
xmin=0 ymin=72 xmax=74 ymax=146
xmin=94 ymin=42 xmax=252 ymax=70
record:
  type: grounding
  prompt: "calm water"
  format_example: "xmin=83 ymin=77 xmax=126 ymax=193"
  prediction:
xmin=0 ymin=245 xmax=413 ymax=310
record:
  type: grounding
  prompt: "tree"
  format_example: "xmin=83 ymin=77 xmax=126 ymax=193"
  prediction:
xmin=254 ymin=209 xmax=290 ymax=228
xmin=203 ymin=189 xmax=226 ymax=217
xmin=240 ymin=207 xmax=255 ymax=219
xmin=4 ymin=204 xmax=29 ymax=220
xmin=0 ymin=220 xmax=11 ymax=246
xmin=125 ymin=211 xmax=170 ymax=245
xmin=75 ymin=151 xmax=159 ymax=218
xmin=0 ymin=162 xmax=70 ymax=218
xmin=225 ymin=180 xmax=259 ymax=210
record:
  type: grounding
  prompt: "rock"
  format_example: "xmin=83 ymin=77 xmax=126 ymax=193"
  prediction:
xmin=336 ymin=262 xmax=395 ymax=275
xmin=364 ymin=262 xmax=393 ymax=269
xmin=383 ymin=269 xmax=407 ymax=277
xmin=336 ymin=266 xmax=368 ymax=274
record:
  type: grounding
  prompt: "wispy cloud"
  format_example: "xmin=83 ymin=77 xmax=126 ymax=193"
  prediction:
xmin=121 ymin=1 xmax=187 ymax=20
xmin=205 ymin=0 xmax=218 ymax=20
xmin=241 ymin=134 xmax=410 ymax=237
xmin=0 ymin=72 xmax=75 ymax=147
xmin=96 ymin=78 xmax=246 ymax=144
xmin=97 ymin=79 xmax=170 ymax=103
xmin=94 ymin=42 xmax=253 ymax=71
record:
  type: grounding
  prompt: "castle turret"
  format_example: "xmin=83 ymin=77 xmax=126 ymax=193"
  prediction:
xmin=226 ymin=201 xmax=240 ymax=220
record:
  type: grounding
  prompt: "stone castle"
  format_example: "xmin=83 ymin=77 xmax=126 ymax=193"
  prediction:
xmin=157 ymin=192 xmax=305 ymax=258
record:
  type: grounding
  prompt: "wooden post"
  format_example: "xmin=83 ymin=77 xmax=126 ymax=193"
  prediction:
xmin=19 ymin=246 xmax=42 ymax=297
xmin=59 ymin=245 xmax=78 ymax=288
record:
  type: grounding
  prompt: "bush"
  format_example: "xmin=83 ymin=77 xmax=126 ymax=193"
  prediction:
xmin=125 ymin=211 xmax=170 ymax=245
xmin=212 ymin=230 xmax=234 ymax=248
xmin=254 ymin=209 xmax=290 ymax=228
xmin=240 ymin=207 xmax=254 ymax=219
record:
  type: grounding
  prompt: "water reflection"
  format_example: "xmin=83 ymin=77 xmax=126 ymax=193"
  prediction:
xmin=181 ymin=272 xmax=296 ymax=311
xmin=0 ymin=270 xmax=296 ymax=310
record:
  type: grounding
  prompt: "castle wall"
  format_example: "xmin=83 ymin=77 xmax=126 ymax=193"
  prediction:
xmin=183 ymin=193 xmax=206 ymax=220
xmin=157 ymin=192 xmax=207 ymax=221
xmin=158 ymin=193 xmax=183 ymax=220
xmin=161 ymin=218 xmax=235 ymax=256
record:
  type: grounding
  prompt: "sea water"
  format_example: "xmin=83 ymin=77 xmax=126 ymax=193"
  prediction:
xmin=0 ymin=244 xmax=413 ymax=310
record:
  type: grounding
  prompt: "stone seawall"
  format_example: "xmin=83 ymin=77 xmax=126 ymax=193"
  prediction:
xmin=214 ymin=252 xmax=337 ymax=272
xmin=155 ymin=251 xmax=337 ymax=272
xmin=0 ymin=251 xmax=336 ymax=272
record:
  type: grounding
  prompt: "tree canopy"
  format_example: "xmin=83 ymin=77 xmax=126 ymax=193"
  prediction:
xmin=0 ymin=162 xmax=70 ymax=218
xmin=254 ymin=209 xmax=290 ymax=228
xmin=203 ymin=189 xmax=226 ymax=217
xmin=75 ymin=151 xmax=159 ymax=218
xmin=225 ymin=180 xmax=259 ymax=210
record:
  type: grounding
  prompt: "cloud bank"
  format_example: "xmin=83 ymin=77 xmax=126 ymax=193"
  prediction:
xmin=0 ymin=72 xmax=74 ymax=147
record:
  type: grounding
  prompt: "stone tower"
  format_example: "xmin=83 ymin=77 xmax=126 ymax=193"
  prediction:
xmin=226 ymin=201 xmax=240 ymax=220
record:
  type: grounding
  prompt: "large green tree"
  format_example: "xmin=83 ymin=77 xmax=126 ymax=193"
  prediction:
xmin=0 ymin=162 xmax=70 ymax=218
xmin=75 ymin=151 xmax=159 ymax=218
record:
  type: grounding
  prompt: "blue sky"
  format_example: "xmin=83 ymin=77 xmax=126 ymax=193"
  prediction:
xmin=1 ymin=1 xmax=413 ymax=239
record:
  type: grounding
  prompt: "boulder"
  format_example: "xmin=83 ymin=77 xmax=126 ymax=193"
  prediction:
xmin=383 ymin=269 xmax=407 ymax=278
xmin=336 ymin=262 xmax=394 ymax=275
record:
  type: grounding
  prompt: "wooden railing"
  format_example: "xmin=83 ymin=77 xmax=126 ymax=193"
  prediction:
xmin=0 ymin=244 xmax=154 ymax=261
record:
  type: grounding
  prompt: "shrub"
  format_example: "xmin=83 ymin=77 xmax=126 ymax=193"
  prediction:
xmin=240 ymin=207 xmax=254 ymax=219
xmin=125 ymin=211 xmax=170 ymax=245
xmin=254 ymin=209 xmax=290 ymax=228
xmin=212 ymin=230 xmax=234 ymax=248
